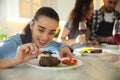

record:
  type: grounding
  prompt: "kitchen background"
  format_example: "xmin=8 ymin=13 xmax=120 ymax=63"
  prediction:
xmin=0 ymin=0 xmax=120 ymax=39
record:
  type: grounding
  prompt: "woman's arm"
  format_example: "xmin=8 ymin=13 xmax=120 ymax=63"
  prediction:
xmin=58 ymin=27 xmax=76 ymax=45
xmin=0 ymin=57 xmax=21 ymax=69
xmin=0 ymin=43 xmax=40 ymax=69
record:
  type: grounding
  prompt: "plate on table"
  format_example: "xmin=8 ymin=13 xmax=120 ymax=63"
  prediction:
xmin=101 ymin=43 xmax=119 ymax=49
xmin=74 ymin=47 xmax=119 ymax=55
xmin=27 ymin=57 xmax=83 ymax=70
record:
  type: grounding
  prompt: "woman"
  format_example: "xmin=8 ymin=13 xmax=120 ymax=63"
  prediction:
xmin=58 ymin=0 xmax=94 ymax=45
xmin=0 ymin=7 xmax=73 ymax=69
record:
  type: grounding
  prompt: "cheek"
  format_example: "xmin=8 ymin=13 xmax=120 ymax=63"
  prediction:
xmin=32 ymin=29 xmax=40 ymax=38
xmin=48 ymin=35 xmax=55 ymax=40
xmin=88 ymin=11 xmax=93 ymax=17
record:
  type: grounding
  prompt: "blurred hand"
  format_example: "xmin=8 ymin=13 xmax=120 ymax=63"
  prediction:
xmin=75 ymin=35 xmax=87 ymax=43
xmin=98 ymin=36 xmax=117 ymax=44
xmin=89 ymin=39 xmax=99 ymax=45
xmin=105 ymin=36 xmax=116 ymax=43
xmin=15 ymin=43 xmax=41 ymax=64
xmin=59 ymin=46 xmax=73 ymax=58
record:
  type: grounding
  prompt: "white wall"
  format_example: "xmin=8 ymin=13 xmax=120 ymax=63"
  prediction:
xmin=7 ymin=0 xmax=19 ymax=18
xmin=40 ymin=0 xmax=75 ymax=21
xmin=94 ymin=0 xmax=101 ymax=10
xmin=0 ymin=0 xmax=7 ymax=20
xmin=57 ymin=0 xmax=75 ymax=20
xmin=0 ymin=0 xmax=29 ymax=35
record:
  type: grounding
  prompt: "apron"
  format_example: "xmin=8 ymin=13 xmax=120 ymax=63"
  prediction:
xmin=96 ymin=20 xmax=114 ymax=37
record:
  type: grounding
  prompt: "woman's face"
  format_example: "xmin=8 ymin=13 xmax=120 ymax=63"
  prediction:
xmin=85 ymin=1 xmax=94 ymax=20
xmin=30 ymin=16 xmax=58 ymax=48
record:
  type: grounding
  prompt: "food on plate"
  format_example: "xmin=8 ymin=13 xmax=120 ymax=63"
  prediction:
xmin=89 ymin=49 xmax=102 ymax=54
xmin=39 ymin=51 xmax=61 ymax=67
xmin=80 ymin=47 xmax=102 ymax=54
xmin=61 ymin=58 xmax=77 ymax=66
xmin=80 ymin=47 xmax=94 ymax=53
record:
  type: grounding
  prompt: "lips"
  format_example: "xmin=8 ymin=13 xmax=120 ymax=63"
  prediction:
xmin=38 ymin=39 xmax=47 ymax=47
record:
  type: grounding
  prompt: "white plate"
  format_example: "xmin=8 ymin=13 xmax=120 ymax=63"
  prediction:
xmin=27 ymin=57 xmax=83 ymax=70
xmin=74 ymin=47 xmax=119 ymax=55
xmin=101 ymin=43 xmax=119 ymax=48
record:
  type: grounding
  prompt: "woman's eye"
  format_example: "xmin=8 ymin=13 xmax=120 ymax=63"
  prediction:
xmin=38 ymin=29 xmax=44 ymax=32
xmin=49 ymin=32 xmax=55 ymax=35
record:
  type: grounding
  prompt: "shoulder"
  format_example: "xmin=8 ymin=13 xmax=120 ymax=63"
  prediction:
xmin=65 ymin=20 xmax=73 ymax=30
xmin=5 ymin=33 xmax=22 ymax=44
xmin=114 ymin=10 xmax=120 ymax=16
xmin=0 ymin=33 xmax=22 ymax=58
xmin=0 ymin=33 xmax=22 ymax=48
xmin=94 ymin=6 xmax=104 ymax=15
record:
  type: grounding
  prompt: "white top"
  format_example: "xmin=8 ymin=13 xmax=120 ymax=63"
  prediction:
xmin=104 ymin=12 xmax=114 ymax=22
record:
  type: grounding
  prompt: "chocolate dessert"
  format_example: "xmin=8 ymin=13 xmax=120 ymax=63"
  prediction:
xmin=39 ymin=51 xmax=61 ymax=67
xmin=90 ymin=49 xmax=102 ymax=54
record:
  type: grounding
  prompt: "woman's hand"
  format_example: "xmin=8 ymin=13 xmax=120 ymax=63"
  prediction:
xmin=89 ymin=39 xmax=99 ymax=45
xmin=14 ymin=43 xmax=41 ymax=64
xmin=75 ymin=35 xmax=87 ymax=43
xmin=59 ymin=46 xmax=73 ymax=58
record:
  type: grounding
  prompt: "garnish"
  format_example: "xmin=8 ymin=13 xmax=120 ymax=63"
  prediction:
xmin=42 ymin=50 xmax=53 ymax=56
xmin=61 ymin=58 xmax=77 ymax=66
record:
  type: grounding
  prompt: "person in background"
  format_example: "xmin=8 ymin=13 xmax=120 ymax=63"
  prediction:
xmin=89 ymin=0 xmax=120 ymax=45
xmin=0 ymin=7 xmax=73 ymax=69
xmin=58 ymin=0 xmax=94 ymax=45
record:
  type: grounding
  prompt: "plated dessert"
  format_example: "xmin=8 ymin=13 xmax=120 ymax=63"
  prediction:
xmin=74 ymin=47 xmax=103 ymax=55
xmin=80 ymin=47 xmax=102 ymax=54
xmin=39 ymin=51 xmax=61 ymax=67
xmin=27 ymin=50 xmax=82 ymax=70
xmin=39 ymin=51 xmax=78 ymax=67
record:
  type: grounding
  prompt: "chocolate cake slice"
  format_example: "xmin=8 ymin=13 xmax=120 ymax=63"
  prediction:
xmin=39 ymin=51 xmax=60 ymax=67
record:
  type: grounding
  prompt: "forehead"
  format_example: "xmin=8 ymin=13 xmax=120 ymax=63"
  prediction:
xmin=36 ymin=15 xmax=58 ymax=28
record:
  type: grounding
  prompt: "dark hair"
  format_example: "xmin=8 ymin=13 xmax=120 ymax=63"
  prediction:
xmin=69 ymin=0 xmax=93 ymax=32
xmin=20 ymin=7 xmax=59 ymax=44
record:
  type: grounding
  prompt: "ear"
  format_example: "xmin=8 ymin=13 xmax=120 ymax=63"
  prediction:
xmin=30 ymin=21 xmax=34 ymax=30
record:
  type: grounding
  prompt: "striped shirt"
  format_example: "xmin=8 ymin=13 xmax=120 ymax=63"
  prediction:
xmin=89 ymin=6 xmax=120 ymax=40
xmin=0 ymin=33 xmax=69 ymax=59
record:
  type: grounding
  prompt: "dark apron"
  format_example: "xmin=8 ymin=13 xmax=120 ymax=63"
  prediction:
xmin=96 ymin=20 xmax=114 ymax=37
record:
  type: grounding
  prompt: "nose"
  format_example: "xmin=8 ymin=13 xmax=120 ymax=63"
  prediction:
xmin=41 ymin=33 xmax=49 ymax=41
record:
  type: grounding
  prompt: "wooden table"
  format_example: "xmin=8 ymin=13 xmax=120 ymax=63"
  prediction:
xmin=0 ymin=44 xmax=120 ymax=80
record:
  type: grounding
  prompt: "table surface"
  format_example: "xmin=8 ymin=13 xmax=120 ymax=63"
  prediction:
xmin=0 ymin=44 xmax=120 ymax=80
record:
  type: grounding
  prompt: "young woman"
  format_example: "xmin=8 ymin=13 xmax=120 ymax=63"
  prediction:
xmin=58 ymin=0 xmax=94 ymax=45
xmin=0 ymin=7 xmax=73 ymax=69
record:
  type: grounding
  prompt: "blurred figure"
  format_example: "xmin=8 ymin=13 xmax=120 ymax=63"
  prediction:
xmin=58 ymin=0 xmax=94 ymax=45
xmin=89 ymin=0 xmax=120 ymax=45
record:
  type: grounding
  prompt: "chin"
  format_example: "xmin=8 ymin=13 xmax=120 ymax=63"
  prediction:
xmin=40 ymin=43 xmax=46 ymax=47
xmin=107 ymin=9 xmax=114 ymax=13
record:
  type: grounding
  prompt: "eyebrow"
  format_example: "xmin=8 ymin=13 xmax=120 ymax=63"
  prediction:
xmin=38 ymin=25 xmax=56 ymax=31
xmin=38 ymin=25 xmax=46 ymax=29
